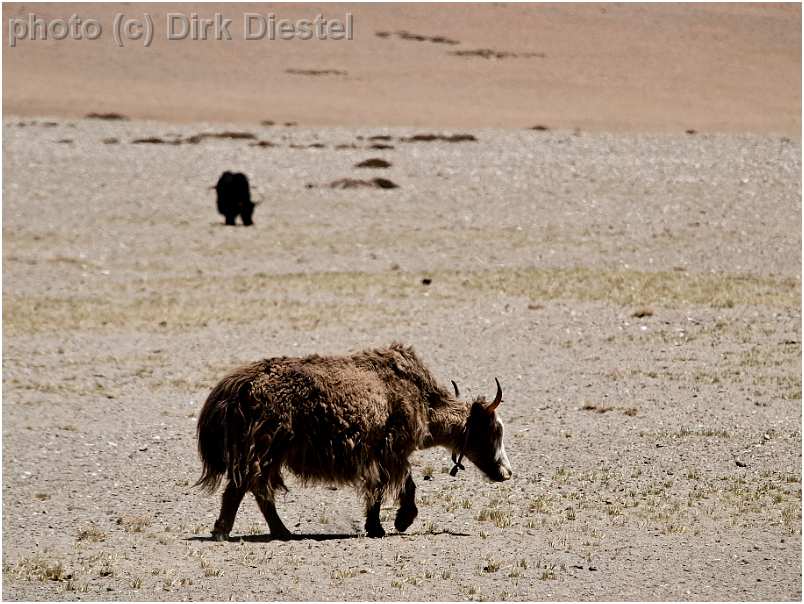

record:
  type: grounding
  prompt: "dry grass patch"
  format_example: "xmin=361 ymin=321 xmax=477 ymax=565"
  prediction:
xmin=4 ymin=289 xmax=399 ymax=335
xmin=117 ymin=514 xmax=151 ymax=533
xmin=644 ymin=427 xmax=731 ymax=440
xmin=77 ymin=524 xmax=106 ymax=542
xmin=581 ymin=403 xmax=614 ymax=413
xmin=330 ymin=568 xmax=356 ymax=580
xmin=459 ymin=267 xmax=799 ymax=308
xmin=581 ymin=402 xmax=638 ymax=416
xmin=529 ymin=495 xmax=553 ymax=514
xmin=4 ymin=555 xmax=67 ymax=582
xmin=6 ymin=266 xmax=798 ymax=335
xmin=476 ymin=507 xmax=512 ymax=528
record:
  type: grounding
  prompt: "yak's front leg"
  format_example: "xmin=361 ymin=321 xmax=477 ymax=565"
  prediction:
xmin=394 ymin=473 xmax=418 ymax=533
xmin=212 ymin=481 xmax=247 ymax=541
xmin=364 ymin=485 xmax=386 ymax=538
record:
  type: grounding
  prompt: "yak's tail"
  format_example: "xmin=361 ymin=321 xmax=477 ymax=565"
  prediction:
xmin=195 ymin=363 xmax=262 ymax=494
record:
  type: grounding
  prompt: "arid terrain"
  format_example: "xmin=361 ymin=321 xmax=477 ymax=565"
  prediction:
xmin=2 ymin=2 xmax=802 ymax=602
xmin=2 ymin=118 xmax=801 ymax=600
xmin=2 ymin=3 xmax=801 ymax=134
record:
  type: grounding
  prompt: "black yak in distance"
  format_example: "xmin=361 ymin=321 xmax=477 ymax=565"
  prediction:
xmin=215 ymin=171 xmax=255 ymax=226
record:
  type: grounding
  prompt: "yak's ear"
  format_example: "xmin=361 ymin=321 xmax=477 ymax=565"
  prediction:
xmin=451 ymin=380 xmax=460 ymax=398
xmin=486 ymin=377 xmax=503 ymax=413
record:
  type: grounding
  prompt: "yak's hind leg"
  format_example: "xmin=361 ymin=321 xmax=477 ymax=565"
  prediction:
xmin=394 ymin=473 xmax=418 ymax=533
xmin=212 ymin=481 xmax=247 ymax=541
xmin=253 ymin=486 xmax=292 ymax=540
xmin=364 ymin=484 xmax=386 ymax=538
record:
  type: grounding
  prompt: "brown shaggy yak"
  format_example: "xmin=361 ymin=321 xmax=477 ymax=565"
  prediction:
xmin=196 ymin=342 xmax=512 ymax=540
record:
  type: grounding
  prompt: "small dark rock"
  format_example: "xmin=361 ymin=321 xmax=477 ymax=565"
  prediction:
xmin=372 ymin=177 xmax=398 ymax=189
xmin=402 ymin=133 xmax=477 ymax=143
xmin=132 ymin=137 xmax=166 ymax=144
xmin=328 ymin=177 xmax=401 ymax=190
xmin=356 ymin=158 xmax=392 ymax=169
xmin=86 ymin=112 xmax=128 ymax=121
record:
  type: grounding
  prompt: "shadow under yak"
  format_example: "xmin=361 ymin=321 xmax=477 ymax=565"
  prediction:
xmin=186 ymin=528 xmax=471 ymax=543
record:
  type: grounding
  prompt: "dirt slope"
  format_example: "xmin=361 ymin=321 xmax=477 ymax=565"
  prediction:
xmin=3 ymin=3 xmax=801 ymax=133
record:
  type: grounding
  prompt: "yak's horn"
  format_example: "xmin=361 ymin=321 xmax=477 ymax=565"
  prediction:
xmin=451 ymin=380 xmax=460 ymax=397
xmin=487 ymin=377 xmax=503 ymax=413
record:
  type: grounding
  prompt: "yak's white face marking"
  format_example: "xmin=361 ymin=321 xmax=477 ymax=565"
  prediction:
xmin=493 ymin=416 xmax=512 ymax=480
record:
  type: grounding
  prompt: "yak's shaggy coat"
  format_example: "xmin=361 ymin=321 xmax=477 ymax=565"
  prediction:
xmin=196 ymin=342 xmax=511 ymax=539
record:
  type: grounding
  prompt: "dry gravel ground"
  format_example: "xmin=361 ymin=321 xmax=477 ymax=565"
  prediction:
xmin=2 ymin=118 xmax=801 ymax=600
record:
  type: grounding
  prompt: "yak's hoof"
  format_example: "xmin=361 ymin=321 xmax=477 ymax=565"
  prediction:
xmin=366 ymin=525 xmax=386 ymax=538
xmin=394 ymin=506 xmax=418 ymax=533
xmin=211 ymin=531 xmax=228 ymax=542
xmin=271 ymin=528 xmax=292 ymax=541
